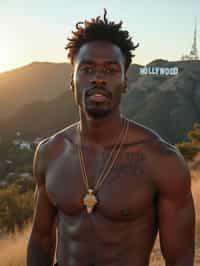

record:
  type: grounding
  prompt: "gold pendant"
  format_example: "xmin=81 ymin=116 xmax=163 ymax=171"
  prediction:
xmin=83 ymin=189 xmax=98 ymax=213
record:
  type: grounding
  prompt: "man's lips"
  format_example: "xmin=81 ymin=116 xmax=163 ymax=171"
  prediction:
xmin=88 ymin=93 xmax=109 ymax=102
xmin=86 ymin=88 xmax=112 ymax=102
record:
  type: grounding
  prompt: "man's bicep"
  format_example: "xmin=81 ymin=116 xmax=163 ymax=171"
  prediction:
xmin=28 ymin=184 xmax=57 ymax=266
xmin=27 ymin=139 xmax=57 ymax=265
xmin=153 ymin=147 xmax=195 ymax=265
xmin=32 ymin=184 xmax=57 ymax=237
xmin=31 ymin=140 xmax=57 ymax=237
xmin=158 ymin=191 xmax=195 ymax=260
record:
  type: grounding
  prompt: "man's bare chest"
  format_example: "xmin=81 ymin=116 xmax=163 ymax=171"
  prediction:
xmin=45 ymin=145 xmax=156 ymax=220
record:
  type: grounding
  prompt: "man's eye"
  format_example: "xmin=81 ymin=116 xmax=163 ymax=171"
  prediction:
xmin=80 ymin=66 xmax=93 ymax=73
xmin=104 ymin=67 xmax=118 ymax=73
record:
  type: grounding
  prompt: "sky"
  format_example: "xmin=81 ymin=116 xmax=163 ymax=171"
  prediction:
xmin=0 ymin=0 xmax=199 ymax=73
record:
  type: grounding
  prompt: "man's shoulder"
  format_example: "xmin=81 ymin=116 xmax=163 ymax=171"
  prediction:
xmin=136 ymin=122 xmax=188 ymax=179
xmin=128 ymin=120 xmax=190 ymax=191
xmin=36 ymin=122 xmax=79 ymax=158
xmin=127 ymin=119 xmax=174 ymax=150
xmin=33 ymin=123 xmax=79 ymax=179
xmin=133 ymin=124 xmax=191 ymax=197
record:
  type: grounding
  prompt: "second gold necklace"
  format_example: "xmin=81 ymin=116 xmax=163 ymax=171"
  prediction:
xmin=77 ymin=118 xmax=129 ymax=214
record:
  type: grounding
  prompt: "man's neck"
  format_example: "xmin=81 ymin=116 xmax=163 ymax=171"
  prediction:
xmin=79 ymin=110 xmax=124 ymax=148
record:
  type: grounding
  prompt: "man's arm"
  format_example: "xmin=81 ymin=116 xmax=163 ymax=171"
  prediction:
xmin=27 ymin=141 xmax=57 ymax=266
xmin=155 ymin=146 xmax=195 ymax=266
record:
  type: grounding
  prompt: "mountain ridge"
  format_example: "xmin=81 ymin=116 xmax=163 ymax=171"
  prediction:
xmin=0 ymin=60 xmax=200 ymax=143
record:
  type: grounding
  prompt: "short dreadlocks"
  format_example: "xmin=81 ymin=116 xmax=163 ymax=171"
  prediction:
xmin=65 ymin=9 xmax=139 ymax=71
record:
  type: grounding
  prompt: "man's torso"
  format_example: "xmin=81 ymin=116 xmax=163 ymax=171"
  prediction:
xmin=42 ymin=121 xmax=173 ymax=266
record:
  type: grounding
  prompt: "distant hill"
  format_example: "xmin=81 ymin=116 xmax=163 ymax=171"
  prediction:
xmin=0 ymin=62 xmax=72 ymax=119
xmin=122 ymin=60 xmax=200 ymax=143
xmin=0 ymin=60 xmax=200 ymax=143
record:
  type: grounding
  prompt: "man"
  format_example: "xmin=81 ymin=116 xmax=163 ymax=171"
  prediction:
xmin=27 ymin=9 xmax=195 ymax=266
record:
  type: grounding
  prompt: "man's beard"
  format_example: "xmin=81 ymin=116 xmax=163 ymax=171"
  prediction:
xmin=83 ymin=86 xmax=112 ymax=119
xmin=85 ymin=106 xmax=111 ymax=119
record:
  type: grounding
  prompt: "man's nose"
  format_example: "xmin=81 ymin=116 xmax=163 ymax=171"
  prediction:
xmin=90 ymin=79 xmax=106 ymax=87
xmin=90 ymin=70 xmax=106 ymax=87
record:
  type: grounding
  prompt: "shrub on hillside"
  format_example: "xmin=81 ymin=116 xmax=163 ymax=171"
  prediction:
xmin=177 ymin=142 xmax=199 ymax=161
xmin=0 ymin=185 xmax=34 ymax=233
xmin=177 ymin=123 xmax=200 ymax=161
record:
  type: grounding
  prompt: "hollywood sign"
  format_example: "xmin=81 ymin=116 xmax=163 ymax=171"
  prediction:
xmin=140 ymin=66 xmax=179 ymax=76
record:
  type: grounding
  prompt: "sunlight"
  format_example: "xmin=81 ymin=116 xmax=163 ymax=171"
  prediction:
xmin=0 ymin=44 xmax=17 ymax=73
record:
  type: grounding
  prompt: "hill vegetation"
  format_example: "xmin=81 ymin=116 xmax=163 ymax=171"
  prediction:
xmin=177 ymin=123 xmax=200 ymax=160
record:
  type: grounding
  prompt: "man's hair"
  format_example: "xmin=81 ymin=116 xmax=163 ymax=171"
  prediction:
xmin=65 ymin=9 xmax=139 ymax=71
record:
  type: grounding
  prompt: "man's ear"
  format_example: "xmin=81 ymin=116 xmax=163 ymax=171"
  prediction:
xmin=70 ymin=80 xmax=74 ymax=92
xmin=122 ymin=76 xmax=128 ymax=93
xmin=70 ymin=72 xmax=74 ymax=92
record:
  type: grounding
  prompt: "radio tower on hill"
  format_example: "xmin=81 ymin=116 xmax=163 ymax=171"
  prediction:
xmin=181 ymin=18 xmax=199 ymax=60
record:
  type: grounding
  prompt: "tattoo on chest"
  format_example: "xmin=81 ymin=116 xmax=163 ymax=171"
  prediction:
xmin=82 ymin=147 xmax=146 ymax=185
xmin=107 ymin=151 xmax=146 ymax=184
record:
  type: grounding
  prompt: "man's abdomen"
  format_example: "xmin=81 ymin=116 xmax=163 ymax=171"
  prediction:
xmin=56 ymin=209 xmax=158 ymax=266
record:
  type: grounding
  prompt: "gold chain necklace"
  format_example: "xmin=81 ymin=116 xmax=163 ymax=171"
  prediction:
xmin=77 ymin=118 xmax=129 ymax=214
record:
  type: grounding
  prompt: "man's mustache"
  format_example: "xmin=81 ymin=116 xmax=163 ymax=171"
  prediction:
xmin=85 ymin=86 xmax=112 ymax=99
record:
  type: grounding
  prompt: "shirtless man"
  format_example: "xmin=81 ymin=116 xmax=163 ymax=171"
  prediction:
xmin=27 ymin=10 xmax=195 ymax=266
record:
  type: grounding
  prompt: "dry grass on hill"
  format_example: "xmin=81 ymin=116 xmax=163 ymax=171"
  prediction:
xmin=0 ymin=225 xmax=30 ymax=266
xmin=0 ymin=169 xmax=199 ymax=266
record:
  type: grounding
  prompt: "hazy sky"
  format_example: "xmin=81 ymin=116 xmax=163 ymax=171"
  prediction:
xmin=0 ymin=0 xmax=199 ymax=72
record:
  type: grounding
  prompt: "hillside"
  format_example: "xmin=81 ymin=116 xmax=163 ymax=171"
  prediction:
xmin=0 ymin=62 xmax=72 ymax=119
xmin=122 ymin=60 xmax=200 ymax=143
xmin=0 ymin=60 xmax=200 ymax=143
xmin=0 ymin=91 xmax=78 ymax=139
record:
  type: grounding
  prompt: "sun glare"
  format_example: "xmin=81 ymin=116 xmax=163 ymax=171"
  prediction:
xmin=0 ymin=45 xmax=17 ymax=73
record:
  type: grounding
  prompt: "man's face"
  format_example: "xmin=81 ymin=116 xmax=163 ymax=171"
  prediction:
xmin=72 ymin=41 xmax=127 ymax=119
